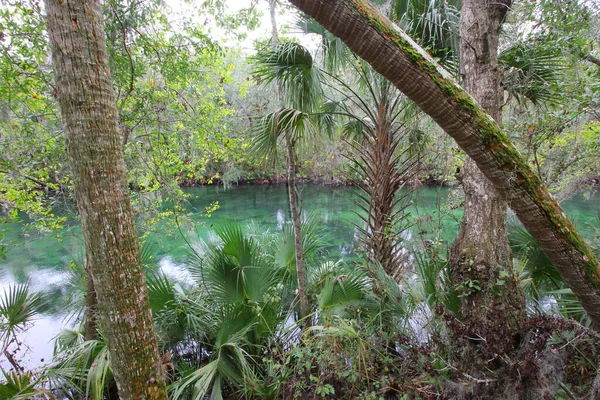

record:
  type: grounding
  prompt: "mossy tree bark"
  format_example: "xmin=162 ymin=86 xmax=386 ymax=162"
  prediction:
xmin=449 ymin=0 xmax=526 ymax=367
xmin=44 ymin=0 xmax=168 ymax=398
xmin=287 ymin=0 xmax=600 ymax=329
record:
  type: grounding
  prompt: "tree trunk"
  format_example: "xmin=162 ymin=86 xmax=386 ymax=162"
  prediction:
xmin=286 ymin=138 xmax=311 ymax=327
xmin=268 ymin=0 xmax=279 ymax=44
xmin=44 ymin=1 xmax=168 ymax=399
xmin=83 ymin=250 xmax=98 ymax=341
xmin=449 ymin=0 xmax=525 ymax=366
xmin=287 ymin=0 xmax=600 ymax=329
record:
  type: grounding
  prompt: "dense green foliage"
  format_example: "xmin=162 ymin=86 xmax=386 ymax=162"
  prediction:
xmin=1 ymin=0 xmax=600 ymax=398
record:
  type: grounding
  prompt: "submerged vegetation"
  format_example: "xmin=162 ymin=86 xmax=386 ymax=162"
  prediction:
xmin=1 ymin=0 xmax=600 ymax=398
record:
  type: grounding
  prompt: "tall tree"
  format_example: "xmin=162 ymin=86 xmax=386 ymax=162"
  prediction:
xmin=269 ymin=0 xmax=310 ymax=327
xmin=254 ymin=2 xmax=321 ymax=326
xmin=44 ymin=0 xmax=168 ymax=398
xmin=287 ymin=0 xmax=600 ymax=329
xmin=449 ymin=0 xmax=525 ymax=365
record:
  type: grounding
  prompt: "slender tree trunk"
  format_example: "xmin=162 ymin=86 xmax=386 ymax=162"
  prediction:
xmin=287 ymin=0 xmax=600 ymax=330
xmin=286 ymin=138 xmax=311 ymax=327
xmin=268 ymin=0 xmax=279 ymax=44
xmin=267 ymin=0 xmax=311 ymax=326
xmin=44 ymin=1 xmax=168 ymax=399
xmin=449 ymin=0 xmax=525 ymax=367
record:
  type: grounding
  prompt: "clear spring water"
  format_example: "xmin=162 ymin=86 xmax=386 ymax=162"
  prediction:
xmin=1 ymin=184 xmax=598 ymax=368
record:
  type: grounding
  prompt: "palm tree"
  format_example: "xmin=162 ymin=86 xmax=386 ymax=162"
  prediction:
xmin=296 ymin=16 xmax=417 ymax=283
xmin=251 ymin=43 xmax=330 ymax=327
xmin=327 ymin=61 xmax=415 ymax=283
xmin=287 ymin=0 xmax=600 ymax=330
xmin=44 ymin=1 xmax=168 ymax=397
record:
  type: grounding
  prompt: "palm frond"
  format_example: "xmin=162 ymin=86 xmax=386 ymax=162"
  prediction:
xmin=0 ymin=369 xmax=43 ymax=399
xmin=170 ymin=358 xmax=219 ymax=400
xmin=170 ymin=315 xmax=260 ymax=400
xmin=0 ymin=283 xmax=47 ymax=346
xmin=140 ymin=240 xmax=157 ymax=269
xmin=391 ymin=0 xmax=461 ymax=74
xmin=309 ymin=262 xmax=374 ymax=319
xmin=251 ymin=108 xmax=319 ymax=164
xmin=251 ymin=42 xmax=323 ymax=111
xmin=46 ymin=338 xmax=111 ymax=400
xmin=147 ymin=271 xmax=177 ymax=314
xmin=508 ymin=224 xmax=564 ymax=295
xmin=53 ymin=326 xmax=85 ymax=355
xmin=317 ymin=271 xmax=372 ymax=315
xmin=295 ymin=16 xmax=353 ymax=72
xmin=412 ymin=250 xmax=460 ymax=316
xmin=192 ymin=224 xmax=281 ymax=311
xmin=274 ymin=212 xmax=326 ymax=277
xmin=86 ymin=345 xmax=111 ymax=400
xmin=541 ymin=288 xmax=588 ymax=325
xmin=500 ymin=41 xmax=566 ymax=105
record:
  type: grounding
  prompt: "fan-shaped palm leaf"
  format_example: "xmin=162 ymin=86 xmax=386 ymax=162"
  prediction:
xmin=500 ymin=41 xmax=565 ymax=105
xmin=170 ymin=309 xmax=260 ymax=400
xmin=412 ymin=250 xmax=460 ymax=316
xmin=0 ymin=283 xmax=46 ymax=347
xmin=251 ymin=42 xmax=323 ymax=112
xmin=251 ymin=108 xmax=320 ymax=163
xmin=147 ymin=272 xmax=214 ymax=350
xmin=147 ymin=271 xmax=177 ymax=314
xmin=0 ymin=369 xmax=47 ymax=399
xmin=274 ymin=212 xmax=326 ymax=275
xmin=295 ymin=16 xmax=353 ymax=72
xmin=508 ymin=224 xmax=565 ymax=296
xmin=308 ymin=261 xmax=375 ymax=319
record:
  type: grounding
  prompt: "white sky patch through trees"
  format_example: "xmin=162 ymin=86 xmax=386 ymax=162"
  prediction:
xmin=164 ymin=0 xmax=317 ymax=54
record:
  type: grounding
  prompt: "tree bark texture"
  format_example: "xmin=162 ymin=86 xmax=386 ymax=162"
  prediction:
xmin=44 ymin=1 xmax=168 ymax=398
xmin=286 ymin=138 xmax=311 ymax=327
xmin=83 ymin=250 xmax=98 ymax=341
xmin=449 ymin=0 xmax=526 ymax=363
xmin=287 ymin=0 xmax=600 ymax=329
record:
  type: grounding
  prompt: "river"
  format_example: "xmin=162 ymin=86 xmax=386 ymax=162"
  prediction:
xmin=1 ymin=184 xmax=598 ymax=369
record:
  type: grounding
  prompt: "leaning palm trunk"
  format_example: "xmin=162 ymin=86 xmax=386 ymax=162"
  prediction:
xmin=288 ymin=0 xmax=600 ymax=329
xmin=45 ymin=0 xmax=167 ymax=398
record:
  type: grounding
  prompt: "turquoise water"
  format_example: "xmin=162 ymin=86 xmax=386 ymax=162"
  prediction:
xmin=0 ymin=185 xmax=598 ymax=367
